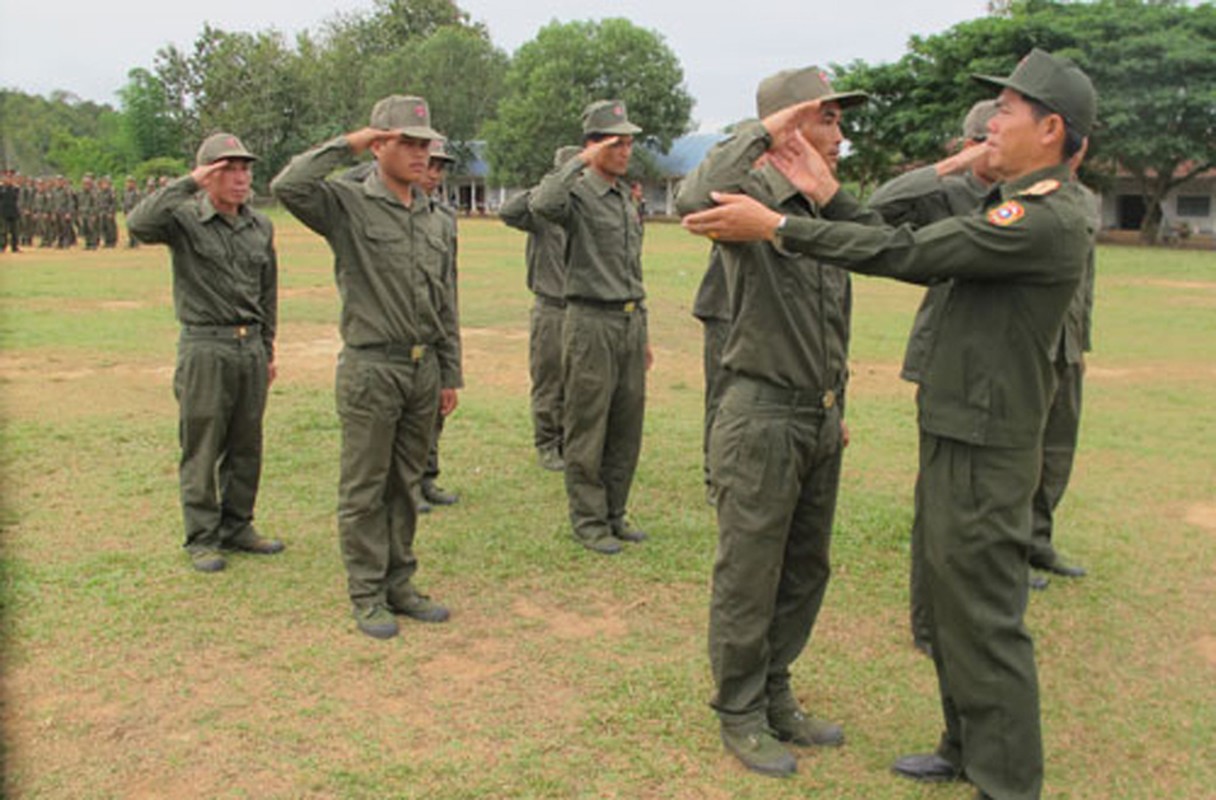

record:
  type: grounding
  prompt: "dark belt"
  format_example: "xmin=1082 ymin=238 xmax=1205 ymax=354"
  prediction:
xmin=534 ymin=294 xmax=567 ymax=309
xmin=182 ymin=323 xmax=261 ymax=340
xmin=731 ymin=373 xmax=841 ymax=409
xmin=348 ymin=342 xmax=430 ymax=362
xmin=568 ymin=297 xmax=643 ymax=313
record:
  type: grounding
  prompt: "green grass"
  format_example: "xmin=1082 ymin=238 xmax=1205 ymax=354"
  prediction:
xmin=2 ymin=220 xmax=1214 ymax=798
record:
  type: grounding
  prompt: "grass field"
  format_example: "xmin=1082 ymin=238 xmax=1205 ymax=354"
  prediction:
xmin=1 ymin=214 xmax=1213 ymax=799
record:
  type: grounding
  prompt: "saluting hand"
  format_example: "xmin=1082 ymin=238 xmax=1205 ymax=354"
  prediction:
xmin=770 ymin=130 xmax=839 ymax=205
xmin=190 ymin=159 xmax=228 ymax=190
xmin=579 ymin=136 xmax=620 ymax=166
xmin=345 ymin=127 xmax=407 ymax=155
xmin=762 ymin=99 xmax=821 ymax=146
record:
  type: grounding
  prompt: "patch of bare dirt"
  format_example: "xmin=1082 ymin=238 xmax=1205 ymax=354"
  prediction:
xmin=1195 ymin=637 xmax=1216 ymax=669
xmin=1184 ymin=503 xmax=1216 ymax=532
xmin=1121 ymin=278 xmax=1216 ymax=291
xmin=511 ymin=596 xmax=630 ymax=640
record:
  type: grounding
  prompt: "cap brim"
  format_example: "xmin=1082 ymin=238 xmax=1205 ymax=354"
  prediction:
xmin=211 ymin=152 xmax=258 ymax=163
xmin=396 ymin=126 xmax=446 ymax=141
xmin=821 ymin=91 xmax=869 ymax=109
xmin=591 ymin=122 xmax=643 ymax=136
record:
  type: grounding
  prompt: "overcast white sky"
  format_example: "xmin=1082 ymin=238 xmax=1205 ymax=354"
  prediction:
xmin=1 ymin=0 xmax=990 ymax=131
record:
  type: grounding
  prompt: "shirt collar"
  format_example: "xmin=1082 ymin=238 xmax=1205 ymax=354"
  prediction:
xmin=363 ymin=168 xmax=426 ymax=209
xmin=582 ymin=168 xmax=622 ymax=197
xmin=196 ymin=192 xmax=251 ymax=227
xmin=998 ymin=162 xmax=1072 ymax=202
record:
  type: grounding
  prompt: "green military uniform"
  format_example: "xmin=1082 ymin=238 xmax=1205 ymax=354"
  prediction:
xmin=690 ymin=244 xmax=731 ymax=492
xmin=500 ymin=145 xmax=579 ymax=470
xmin=52 ymin=180 xmax=74 ymax=248
xmin=868 ymin=163 xmax=992 ymax=649
xmin=98 ymin=177 xmax=119 ymax=248
xmin=77 ymin=176 xmax=99 ymax=249
xmin=530 ymin=102 xmax=648 ymax=554
xmin=20 ymin=177 xmax=36 ymax=246
xmin=420 ymin=193 xmax=461 ymax=500
xmin=271 ymin=110 xmax=460 ymax=621
xmin=1030 ymin=185 xmax=1096 ymax=570
xmin=777 ymin=159 xmax=1092 ymax=798
xmin=675 ymin=107 xmax=872 ymax=753
xmin=127 ymin=146 xmax=278 ymax=565
xmin=0 ymin=175 xmax=19 ymax=253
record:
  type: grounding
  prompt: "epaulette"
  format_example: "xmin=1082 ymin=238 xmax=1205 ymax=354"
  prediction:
xmin=1017 ymin=179 xmax=1061 ymax=198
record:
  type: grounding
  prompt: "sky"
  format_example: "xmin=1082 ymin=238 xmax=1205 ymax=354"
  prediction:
xmin=0 ymin=0 xmax=992 ymax=132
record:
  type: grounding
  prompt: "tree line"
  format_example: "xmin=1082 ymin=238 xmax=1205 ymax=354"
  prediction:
xmin=1 ymin=0 xmax=1211 ymax=241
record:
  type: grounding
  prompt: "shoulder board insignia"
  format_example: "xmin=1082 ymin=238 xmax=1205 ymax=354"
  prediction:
xmin=987 ymin=199 xmax=1026 ymax=227
xmin=1018 ymin=179 xmax=1061 ymax=198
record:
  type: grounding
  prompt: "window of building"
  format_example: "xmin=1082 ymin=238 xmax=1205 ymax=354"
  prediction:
xmin=1176 ymin=195 xmax=1211 ymax=217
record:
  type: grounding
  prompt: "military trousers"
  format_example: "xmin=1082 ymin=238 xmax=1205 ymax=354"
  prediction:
xmin=918 ymin=431 xmax=1042 ymax=800
xmin=174 ymin=327 xmax=269 ymax=554
xmin=909 ymin=469 xmax=932 ymax=646
xmin=707 ymin=376 xmax=843 ymax=722
xmin=1030 ymin=359 xmax=1084 ymax=565
xmin=530 ymin=297 xmax=565 ymax=453
xmin=2 ymin=217 xmax=19 ymax=252
xmin=700 ymin=318 xmax=730 ymax=485
xmin=101 ymin=214 xmax=118 ymax=248
xmin=335 ymin=346 xmax=439 ymax=607
xmin=562 ymin=302 xmax=647 ymax=542
xmin=422 ymin=409 xmax=445 ymax=483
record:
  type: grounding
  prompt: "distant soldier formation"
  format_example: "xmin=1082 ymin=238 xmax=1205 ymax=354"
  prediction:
xmin=0 ymin=169 xmax=171 ymax=253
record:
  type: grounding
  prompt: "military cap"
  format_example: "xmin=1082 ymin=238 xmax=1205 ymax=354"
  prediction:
xmin=428 ymin=139 xmax=456 ymax=163
xmin=582 ymin=100 xmax=642 ymax=136
xmin=962 ymin=99 xmax=999 ymax=141
xmin=195 ymin=132 xmax=258 ymax=167
xmin=554 ymin=145 xmax=582 ymax=168
xmin=756 ymin=66 xmax=868 ymax=118
xmin=369 ymin=95 xmax=445 ymax=141
xmin=973 ymin=49 xmax=1096 ymax=136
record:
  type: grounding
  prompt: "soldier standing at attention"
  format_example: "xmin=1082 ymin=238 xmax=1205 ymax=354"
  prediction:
xmin=128 ymin=132 xmax=283 ymax=573
xmin=98 ymin=175 xmax=119 ymax=248
xmin=682 ymin=49 xmax=1097 ymax=800
xmin=499 ymin=145 xmax=581 ymax=473
xmin=122 ymin=176 xmax=142 ymax=248
xmin=530 ymin=101 xmax=652 ymax=556
xmin=272 ymin=95 xmax=460 ymax=640
xmin=675 ymin=67 xmax=870 ymax=777
xmin=414 ymin=140 xmax=462 ymax=513
xmin=0 ymin=171 xmax=20 ymax=253
xmin=78 ymin=173 xmax=99 ymax=250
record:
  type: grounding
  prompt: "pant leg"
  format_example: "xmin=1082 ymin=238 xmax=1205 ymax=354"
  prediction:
xmin=765 ymin=407 xmax=842 ymax=699
xmin=175 ymin=339 xmax=236 ymax=553
xmin=909 ymin=467 xmax=933 ymax=645
xmin=422 ymin=409 xmax=444 ymax=483
xmin=1030 ymin=359 xmax=1084 ymax=564
xmin=921 ymin=432 xmax=1043 ymax=800
xmin=335 ymin=352 xmax=406 ymax=606
xmin=530 ymin=299 xmax=565 ymax=452
xmin=708 ymin=389 xmax=805 ymax=721
xmin=603 ymin=310 xmax=646 ymax=526
xmin=386 ymin=355 xmax=440 ymax=593
xmin=562 ymin=306 xmax=617 ymax=541
xmin=217 ymin=338 xmax=269 ymax=543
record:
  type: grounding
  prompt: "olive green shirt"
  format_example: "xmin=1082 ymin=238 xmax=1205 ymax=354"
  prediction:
xmin=76 ymin=186 xmax=98 ymax=215
xmin=676 ymin=119 xmax=878 ymax=394
xmin=1058 ymin=185 xmax=1097 ymax=363
xmin=98 ymin=186 xmax=118 ymax=215
xmin=868 ymin=166 xmax=991 ymax=384
xmin=270 ymin=137 xmax=462 ymax=389
xmin=127 ymin=175 xmax=278 ymax=357
xmin=779 ymin=162 xmax=1091 ymax=449
xmin=500 ymin=189 xmax=568 ymax=301
xmin=529 ymin=158 xmax=644 ymax=303
xmin=691 ymin=245 xmax=730 ymax=323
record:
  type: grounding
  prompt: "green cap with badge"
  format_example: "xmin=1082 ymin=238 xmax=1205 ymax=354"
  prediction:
xmin=195 ymin=132 xmax=258 ymax=167
xmin=973 ymin=49 xmax=1097 ymax=136
xmin=756 ymin=66 xmax=868 ymax=118
xmin=582 ymin=100 xmax=642 ymax=136
xmin=369 ymin=95 xmax=445 ymax=141
xmin=428 ymin=139 xmax=456 ymax=163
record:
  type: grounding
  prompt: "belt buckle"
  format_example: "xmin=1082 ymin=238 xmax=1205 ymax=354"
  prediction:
xmin=822 ymin=389 xmax=836 ymax=409
xmin=623 ymin=301 xmax=636 ymax=313
xmin=410 ymin=344 xmax=425 ymax=361
xmin=236 ymin=325 xmax=248 ymax=339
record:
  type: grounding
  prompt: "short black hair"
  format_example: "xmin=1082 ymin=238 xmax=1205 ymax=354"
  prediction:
xmin=1025 ymin=96 xmax=1084 ymax=159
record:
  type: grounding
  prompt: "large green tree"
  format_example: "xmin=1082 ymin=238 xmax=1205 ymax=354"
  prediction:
xmin=833 ymin=0 xmax=1216 ymax=242
xmin=483 ymin=18 xmax=694 ymax=186
xmin=117 ymin=68 xmax=182 ymax=164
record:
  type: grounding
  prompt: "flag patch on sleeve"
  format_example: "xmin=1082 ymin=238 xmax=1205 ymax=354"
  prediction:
xmin=987 ymin=200 xmax=1026 ymax=227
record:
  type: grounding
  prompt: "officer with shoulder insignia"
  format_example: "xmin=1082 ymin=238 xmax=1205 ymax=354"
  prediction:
xmin=272 ymin=95 xmax=460 ymax=640
xmin=676 ymin=66 xmax=873 ymax=778
xmin=499 ymin=145 xmax=581 ymax=472
xmin=128 ymin=132 xmax=283 ymax=573
xmin=682 ymin=49 xmax=1097 ymax=800
xmin=530 ymin=101 xmax=652 ymax=555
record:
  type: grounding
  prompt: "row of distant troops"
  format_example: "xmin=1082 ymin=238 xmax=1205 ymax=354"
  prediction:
xmin=0 ymin=172 xmax=170 ymax=251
